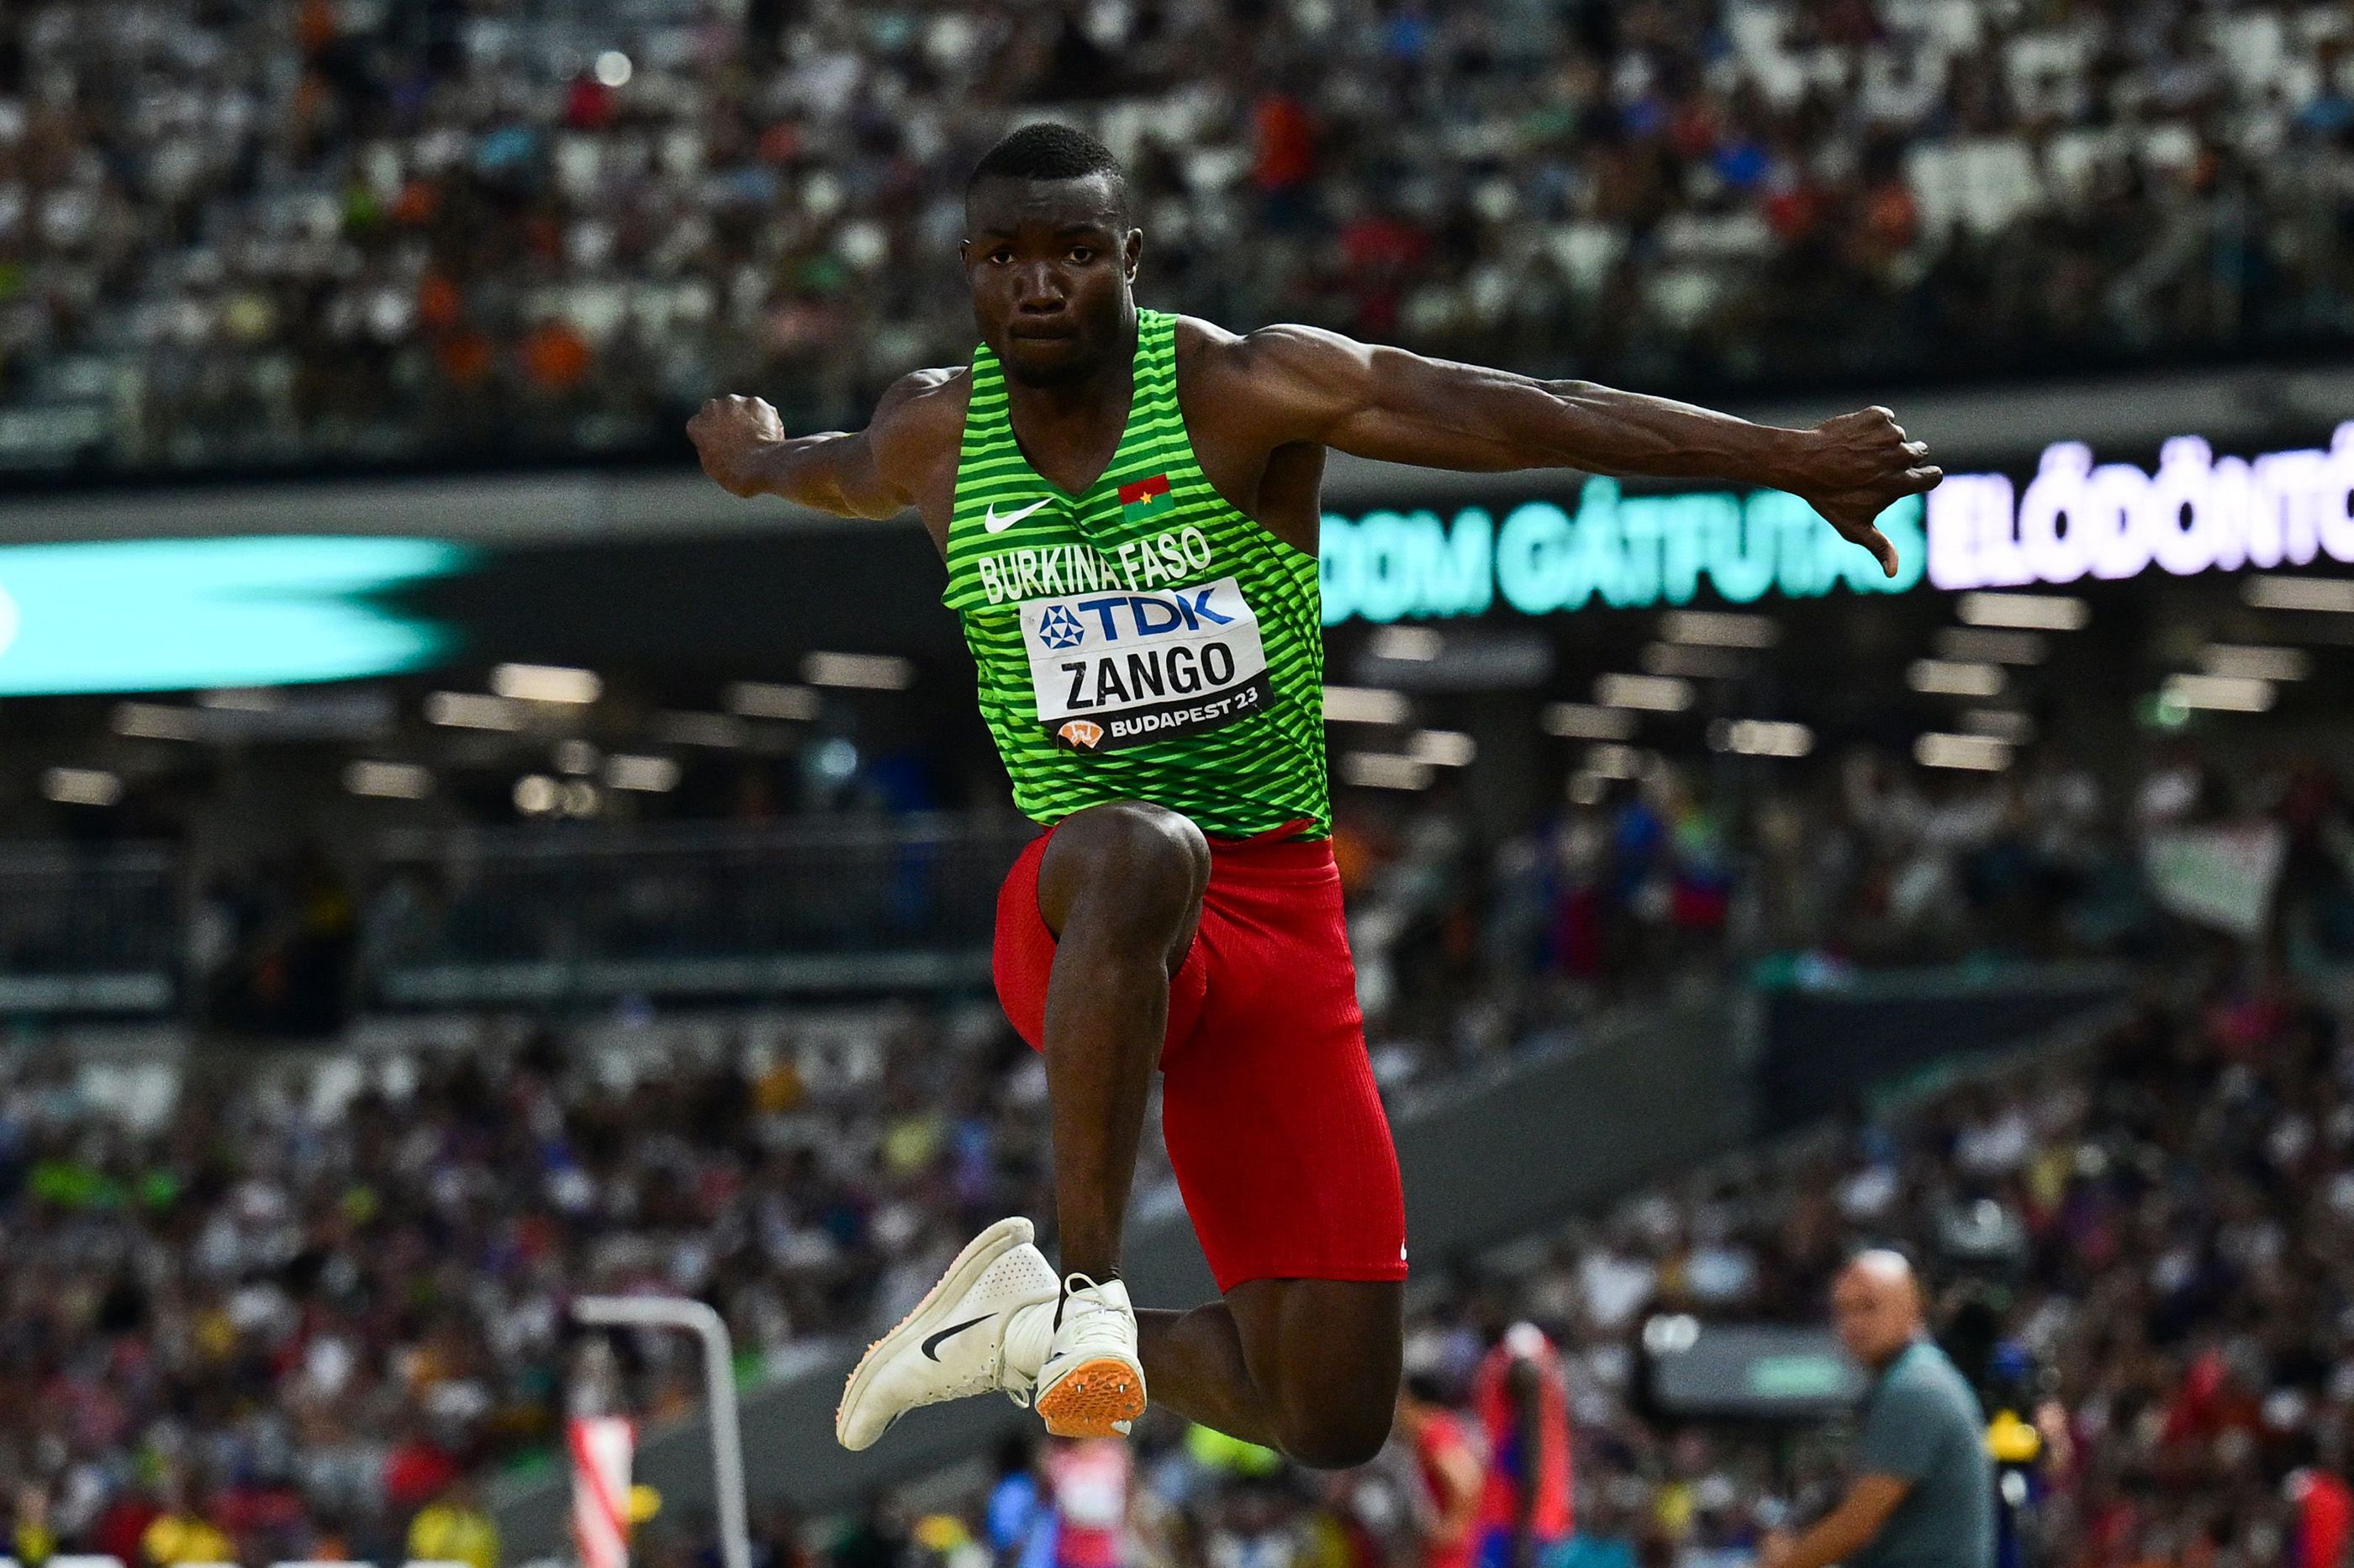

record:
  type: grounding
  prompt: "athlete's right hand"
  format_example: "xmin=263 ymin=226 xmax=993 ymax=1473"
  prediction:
xmin=688 ymin=394 xmax=787 ymax=498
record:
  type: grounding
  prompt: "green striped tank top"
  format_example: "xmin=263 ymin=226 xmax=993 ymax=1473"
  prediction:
xmin=942 ymin=309 xmax=1328 ymax=839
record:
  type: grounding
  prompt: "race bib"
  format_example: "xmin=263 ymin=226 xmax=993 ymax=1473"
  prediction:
xmin=1020 ymin=575 xmax=1274 ymax=751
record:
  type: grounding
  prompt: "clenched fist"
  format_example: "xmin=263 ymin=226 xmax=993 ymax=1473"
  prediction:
xmin=688 ymin=394 xmax=787 ymax=498
xmin=1787 ymin=407 xmax=1943 ymax=578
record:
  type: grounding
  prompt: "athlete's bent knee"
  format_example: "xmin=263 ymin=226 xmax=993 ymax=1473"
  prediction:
xmin=1037 ymin=800 xmax=1211 ymax=943
xmin=1275 ymin=1398 xmax=1396 ymax=1470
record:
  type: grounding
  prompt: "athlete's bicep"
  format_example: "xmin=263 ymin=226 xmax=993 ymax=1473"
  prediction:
xmin=794 ymin=429 xmax=900 ymax=518
xmin=1223 ymin=325 xmax=1544 ymax=472
xmin=772 ymin=370 xmax=956 ymax=520
xmin=859 ymin=367 xmax=966 ymax=527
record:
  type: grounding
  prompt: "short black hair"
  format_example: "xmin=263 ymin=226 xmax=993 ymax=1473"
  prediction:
xmin=967 ymin=123 xmax=1132 ymax=223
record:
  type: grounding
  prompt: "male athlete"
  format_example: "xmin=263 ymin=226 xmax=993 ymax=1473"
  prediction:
xmin=687 ymin=124 xmax=1940 ymax=1465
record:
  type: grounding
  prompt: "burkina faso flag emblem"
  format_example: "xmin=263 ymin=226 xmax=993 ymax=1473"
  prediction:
xmin=1118 ymin=473 xmax=1175 ymax=525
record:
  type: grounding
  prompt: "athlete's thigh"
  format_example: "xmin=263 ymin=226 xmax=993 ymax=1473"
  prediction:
xmin=1159 ymin=1020 xmax=1407 ymax=1291
xmin=1158 ymin=851 xmax=1407 ymax=1294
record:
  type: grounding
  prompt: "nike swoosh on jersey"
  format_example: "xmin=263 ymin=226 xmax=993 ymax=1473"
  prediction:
xmin=921 ymin=1313 xmax=995 ymax=1361
xmin=984 ymin=499 xmax=1052 ymax=533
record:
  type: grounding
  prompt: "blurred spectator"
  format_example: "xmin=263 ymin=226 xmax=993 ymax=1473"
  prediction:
xmin=1760 ymin=1254 xmax=1992 ymax=1568
xmin=1046 ymin=1439 xmax=1134 ymax=1568
xmin=139 ymin=1478 xmax=232 ymax=1568
xmin=988 ymin=1439 xmax=1061 ymax=1568
xmin=1472 ymin=1323 xmax=1575 ymax=1568
xmin=1395 ymin=1375 xmax=1482 ymax=1568
xmin=407 ymin=1476 xmax=499 ymax=1568
xmin=836 ymin=1496 xmax=915 ymax=1568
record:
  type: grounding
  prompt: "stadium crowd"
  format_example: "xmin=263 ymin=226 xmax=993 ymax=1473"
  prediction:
xmin=0 ymin=1002 xmax=1080 ymax=1568
xmin=1 ymin=0 xmax=2350 ymax=473
xmin=1305 ymin=736 xmax=2348 ymax=1080
xmin=5 ymin=953 xmax=2344 ymax=1568
xmin=5 ymin=1 xmax=2354 ymax=1566
xmin=666 ymin=972 xmax=2354 ymax=1568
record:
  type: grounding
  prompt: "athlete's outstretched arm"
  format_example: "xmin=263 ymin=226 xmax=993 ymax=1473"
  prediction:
xmin=686 ymin=370 xmax=950 ymax=520
xmin=1223 ymin=325 xmax=1940 ymax=576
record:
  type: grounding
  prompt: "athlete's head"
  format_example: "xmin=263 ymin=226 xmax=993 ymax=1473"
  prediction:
xmin=961 ymin=123 xmax=1141 ymax=388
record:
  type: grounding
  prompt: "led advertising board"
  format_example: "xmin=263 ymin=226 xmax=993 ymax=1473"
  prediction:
xmin=1318 ymin=480 xmax=1925 ymax=626
xmin=0 ymin=537 xmax=467 ymax=694
xmin=1318 ymin=425 xmax=2354 ymax=626
xmin=1927 ymin=425 xmax=2354 ymax=591
xmin=1639 ymin=1316 xmax=1866 ymax=1423
xmin=7 ymin=425 xmax=2342 ymax=697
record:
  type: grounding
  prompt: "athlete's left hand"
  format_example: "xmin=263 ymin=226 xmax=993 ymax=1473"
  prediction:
xmin=1784 ymin=407 xmax=1942 ymax=578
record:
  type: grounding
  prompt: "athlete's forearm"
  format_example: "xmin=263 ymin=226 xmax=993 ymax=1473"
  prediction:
xmin=1244 ymin=325 xmax=1864 ymax=493
xmin=1498 ymin=377 xmax=1816 ymax=487
xmin=741 ymin=433 xmax=905 ymax=519
xmin=689 ymin=394 xmax=909 ymax=517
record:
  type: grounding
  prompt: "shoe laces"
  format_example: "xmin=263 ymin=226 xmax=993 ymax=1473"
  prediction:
xmin=1056 ymin=1270 xmax=1110 ymax=1316
xmin=1053 ymin=1272 xmax=1134 ymax=1349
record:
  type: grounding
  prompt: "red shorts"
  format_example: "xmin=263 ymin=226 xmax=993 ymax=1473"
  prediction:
xmin=994 ymin=826 xmax=1409 ymax=1293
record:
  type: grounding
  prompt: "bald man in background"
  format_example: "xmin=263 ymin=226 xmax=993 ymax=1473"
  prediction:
xmin=1761 ymin=1252 xmax=1994 ymax=1568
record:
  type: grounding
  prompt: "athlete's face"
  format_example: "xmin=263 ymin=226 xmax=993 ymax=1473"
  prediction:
xmin=962 ymin=174 xmax=1141 ymax=389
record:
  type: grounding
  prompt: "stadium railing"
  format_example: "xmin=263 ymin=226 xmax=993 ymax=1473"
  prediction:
xmin=0 ymin=842 xmax=178 ymax=1013
xmin=0 ymin=817 xmax=1037 ymax=1019
xmin=367 ymin=815 xmax=1036 ymax=1006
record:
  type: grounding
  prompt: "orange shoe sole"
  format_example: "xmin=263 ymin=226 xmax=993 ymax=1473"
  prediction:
xmin=1035 ymin=1357 xmax=1147 ymax=1439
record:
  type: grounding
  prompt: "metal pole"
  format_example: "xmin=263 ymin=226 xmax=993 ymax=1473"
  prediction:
xmin=573 ymin=1296 xmax=752 ymax=1568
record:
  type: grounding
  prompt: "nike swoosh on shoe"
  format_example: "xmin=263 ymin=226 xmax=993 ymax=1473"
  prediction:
xmin=921 ymin=1313 xmax=996 ymax=1361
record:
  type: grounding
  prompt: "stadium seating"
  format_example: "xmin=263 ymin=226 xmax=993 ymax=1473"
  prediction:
xmin=1 ymin=0 xmax=2350 ymax=475
xmin=5 ymin=6 xmax=2354 ymax=1564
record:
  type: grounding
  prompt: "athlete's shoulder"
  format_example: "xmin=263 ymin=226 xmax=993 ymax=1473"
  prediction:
xmin=1174 ymin=315 xmax=1364 ymax=373
xmin=1172 ymin=314 xmax=1312 ymax=377
xmin=870 ymin=364 xmax=970 ymax=443
xmin=1172 ymin=316 xmax=1372 ymax=437
xmin=1169 ymin=313 xmax=1244 ymax=356
xmin=866 ymin=364 xmax=971 ymax=481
